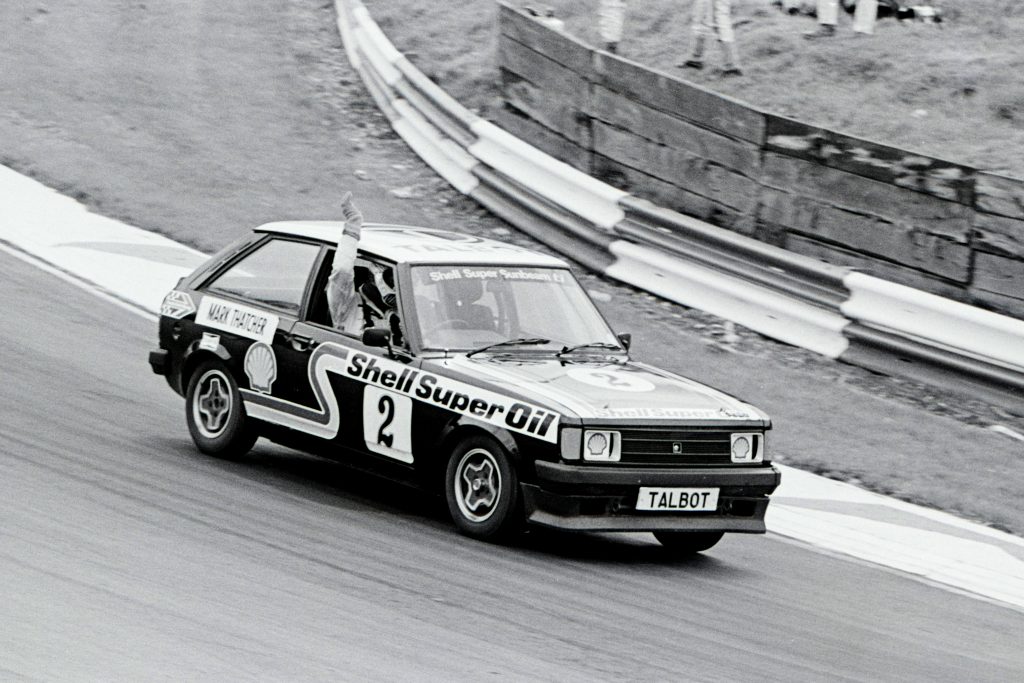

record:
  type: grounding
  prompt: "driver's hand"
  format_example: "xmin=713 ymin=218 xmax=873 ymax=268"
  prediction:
xmin=341 ymin=191 xmax=363 ymax=234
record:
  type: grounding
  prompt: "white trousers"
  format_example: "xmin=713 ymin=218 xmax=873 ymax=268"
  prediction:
xmin=817 ymin=0 xmax=878 ymax=33
xmin=598 ymin=0 xmax=627 ymax=44
xmin=852 ymin=0 xmax=878 ymax=33
xmin=817 ymin=0 xmax=839 ymax=23
xmin=691 ymin=0 xmax=735 ymax=43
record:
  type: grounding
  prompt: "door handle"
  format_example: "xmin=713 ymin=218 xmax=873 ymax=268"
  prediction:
xmin=289 ymin=333 xmax=316 ymax=352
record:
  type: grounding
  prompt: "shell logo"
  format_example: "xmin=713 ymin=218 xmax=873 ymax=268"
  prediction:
xmin=244 ymin=342 xmax=278 ymax=394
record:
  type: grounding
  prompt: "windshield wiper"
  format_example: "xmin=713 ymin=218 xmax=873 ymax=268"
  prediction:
xmin=465 ymin=337 xmax=551 ymax=357
xmin=557 ymin=341 xmax=623 ymax=357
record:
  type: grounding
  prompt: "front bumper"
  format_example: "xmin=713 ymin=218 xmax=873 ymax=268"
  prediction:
xmin=522 ymin=461 xmax=781 ymax=533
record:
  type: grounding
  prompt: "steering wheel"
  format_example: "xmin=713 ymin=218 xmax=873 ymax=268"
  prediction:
xmin=423 ymin=318 xmax=473 ymax=338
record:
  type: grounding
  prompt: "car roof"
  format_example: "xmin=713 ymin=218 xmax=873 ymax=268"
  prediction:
xmin=256 ymin=221 xmax=569 ymax=267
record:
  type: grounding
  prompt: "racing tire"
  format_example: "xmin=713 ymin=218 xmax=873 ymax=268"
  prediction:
xmin=185 ymin=360 xmax=258 ymax=459
xmin=445 ymin=435 xmax=522 ymax=541
xmin=653 ymin=531 xmax=724 ymax=555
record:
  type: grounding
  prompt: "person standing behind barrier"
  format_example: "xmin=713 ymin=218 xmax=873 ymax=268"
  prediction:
xmin=680 ymin=0 xmax=743 ymax=76
xmin=851 ymin=0 xmax=878 ymax=33
xmin=804 ymin=0 xmax=878 ymax=38
xmin=598 ymin=0 xmax=627 ymax=53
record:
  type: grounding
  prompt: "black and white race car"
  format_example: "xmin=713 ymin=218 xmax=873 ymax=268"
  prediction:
xmin=149 ymin=222 xmax=780 ymax=552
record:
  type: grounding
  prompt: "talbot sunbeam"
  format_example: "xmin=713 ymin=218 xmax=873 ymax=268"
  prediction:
xmin=149 ymin=222 xmax=780 ymax=553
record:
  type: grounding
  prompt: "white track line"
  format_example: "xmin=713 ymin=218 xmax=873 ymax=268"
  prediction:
xmin=0 ymin=239 xmax=158 ymax=322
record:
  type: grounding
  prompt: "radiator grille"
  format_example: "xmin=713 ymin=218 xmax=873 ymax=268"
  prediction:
xmin=618 ymin=429 xmax=733 ymax=465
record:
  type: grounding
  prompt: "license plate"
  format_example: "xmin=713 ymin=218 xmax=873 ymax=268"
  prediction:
xmin=636 ymin=487 xmax=719 ymax=512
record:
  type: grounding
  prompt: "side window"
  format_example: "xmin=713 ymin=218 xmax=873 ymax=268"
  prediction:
xmin=305 ymin=248 xmax=339 ymax=328
xmin=344 ymin=261 xmax=405 ymax=347
xmin=205 ymin=239 xmax=321 ymax=315
xmin=306 ymin=254 xmax=406 ymax=348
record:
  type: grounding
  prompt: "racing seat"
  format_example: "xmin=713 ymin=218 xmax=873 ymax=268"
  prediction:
xmin=447 ymin=278 xmax=496 ymax=331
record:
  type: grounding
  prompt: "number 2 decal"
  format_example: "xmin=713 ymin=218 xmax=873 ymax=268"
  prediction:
xmin=377 ymin=395 xmax=395 ymax=447
xmin=363 ymin=386 xmax=413 ymax=463
xmin=566 ymin=367 xmax=656 ymax=393
xmin=591 ymin=372 xmax=629 ymax=388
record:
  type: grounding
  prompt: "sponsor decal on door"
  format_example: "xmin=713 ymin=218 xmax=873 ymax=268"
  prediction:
xmin=196 ymin=296 xmax=278 ymax=344
xmin=241 ymin=342 xmax=560 ymax=445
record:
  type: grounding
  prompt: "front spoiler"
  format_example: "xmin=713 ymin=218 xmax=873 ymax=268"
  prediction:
xmin=522 ymin=461 xmax=780 ymax=533
xmin=534 ymin=460 xmax=781 ymax=488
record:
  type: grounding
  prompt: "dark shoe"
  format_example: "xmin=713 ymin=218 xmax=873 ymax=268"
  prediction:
xmin=722 ymin=67 xmax=743 ymax=77
xmin=679 ymin=59 xmax=703 ymax=69
xmin=604 ymin=41 xmax=618 ymax=54
xmin=803 ymin=24 xmax=836 ymax=39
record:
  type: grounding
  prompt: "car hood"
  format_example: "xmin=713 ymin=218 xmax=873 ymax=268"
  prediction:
xmin=439 ymin=355 xmax=768 ymax=425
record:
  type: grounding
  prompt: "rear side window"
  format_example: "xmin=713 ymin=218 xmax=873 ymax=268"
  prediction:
xmin=205 ymin=238 xmax=321 ymax=315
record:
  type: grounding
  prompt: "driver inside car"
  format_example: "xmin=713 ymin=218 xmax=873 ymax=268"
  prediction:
xmin=326 ymin=194 xmax=404 ymax=346
xmin=443 ymin=277 xmax=496 ymax=331
xmin=357 ymin=266 xmax=405 ymax=347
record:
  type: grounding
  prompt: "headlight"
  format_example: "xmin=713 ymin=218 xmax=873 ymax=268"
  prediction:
xmin=560 ymin=428 xmax=581 ymax=460
xmin=583 ymin=430 xmax=620 ymax=461
xmin=731 ymin=433 xmax=763 ymax=463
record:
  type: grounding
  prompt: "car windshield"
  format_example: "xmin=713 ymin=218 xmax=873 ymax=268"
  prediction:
xmin=410 ymin=265 xmax=621 ymax=353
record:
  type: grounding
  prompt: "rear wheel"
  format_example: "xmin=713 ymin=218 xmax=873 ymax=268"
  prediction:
xmin=185 ymin=360 xmax=258 ymax=459
xmin=653 ymin=531 xmax=724 ymax=555
xmin=445 ymin=435 xmax=522 ymax=541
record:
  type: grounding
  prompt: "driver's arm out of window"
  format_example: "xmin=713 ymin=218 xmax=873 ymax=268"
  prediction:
xmin=326 ymin=192 xmax=363 ymax=327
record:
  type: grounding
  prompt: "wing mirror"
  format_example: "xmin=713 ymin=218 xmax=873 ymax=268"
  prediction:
xmin=617 ymin=333 xmax=632 ymax=352
xmin=362 ymin=328 xmax=391 ymax=348
xmin=362 ymin=327 xmax=412 ymax=362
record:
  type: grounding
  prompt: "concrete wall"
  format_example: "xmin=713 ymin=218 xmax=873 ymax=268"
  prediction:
xmin=496 ymin=4 xmax=1024 ymax=317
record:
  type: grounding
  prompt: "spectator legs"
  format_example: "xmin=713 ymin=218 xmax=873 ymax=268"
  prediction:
xmin=817 ymin=0 xmax=839 ymax=24
xmin=853 ymin=0 xmax=878 ymax=34
xmin=598 ymin=0 xmax=627 ymax=53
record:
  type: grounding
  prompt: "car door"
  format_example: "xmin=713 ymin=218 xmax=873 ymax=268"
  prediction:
xmin=255 ymin=249 xmax=419 ymax=470
xmin=192 ymin=235 xmax=324 ymax=407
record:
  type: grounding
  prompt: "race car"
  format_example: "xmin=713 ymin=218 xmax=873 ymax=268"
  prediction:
xmin=149 ymin=222 xmax=780 ymax=552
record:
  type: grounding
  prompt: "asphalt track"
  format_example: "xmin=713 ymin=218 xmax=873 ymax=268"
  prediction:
xmin=1 ymin=250 xmax=1022 ymax=680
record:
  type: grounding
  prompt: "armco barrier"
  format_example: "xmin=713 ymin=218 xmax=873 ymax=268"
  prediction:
xmin=839 ymin=273 xmax=1024 ymax=407
xmin=603 ymin=238 xmax=851 ymax=358
xmin=469 ymin=165 xmax=618 ymax=274
xmin=611 ymin=197 xmax=852 ymax=358
xmin=842 ymin=273 xmax=1024 ymax=370
xmin=469 ymin=121 xmax=627 ymax=231
xmin=616 ymin=197 xmax=852 ymax=310
xmin=333 ymin=0 xmax=1023 ymax=411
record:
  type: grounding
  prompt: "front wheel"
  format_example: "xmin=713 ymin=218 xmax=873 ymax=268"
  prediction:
xmin=445 ymin=436 xmax=522 ymax=541
xmin=185 ymin=360 xmax=258 ymax=459
xmin=653 ymin=531 xmax=724 ymax=555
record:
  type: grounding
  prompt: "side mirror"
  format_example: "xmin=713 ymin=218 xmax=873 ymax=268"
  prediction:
xmin=617 ymin=332 xmax=632 ymax=352
xmin=362 ymin=328 xmax=391 ymax=348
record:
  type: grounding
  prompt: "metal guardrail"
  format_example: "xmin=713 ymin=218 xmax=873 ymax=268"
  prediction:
xmin=839 ymin=273 xmax=1024 ymax=408
xmin=333 ymin=0 xmax=1024 ymax=412
xmin=615 ymin=197 xmax=852 ymax=310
